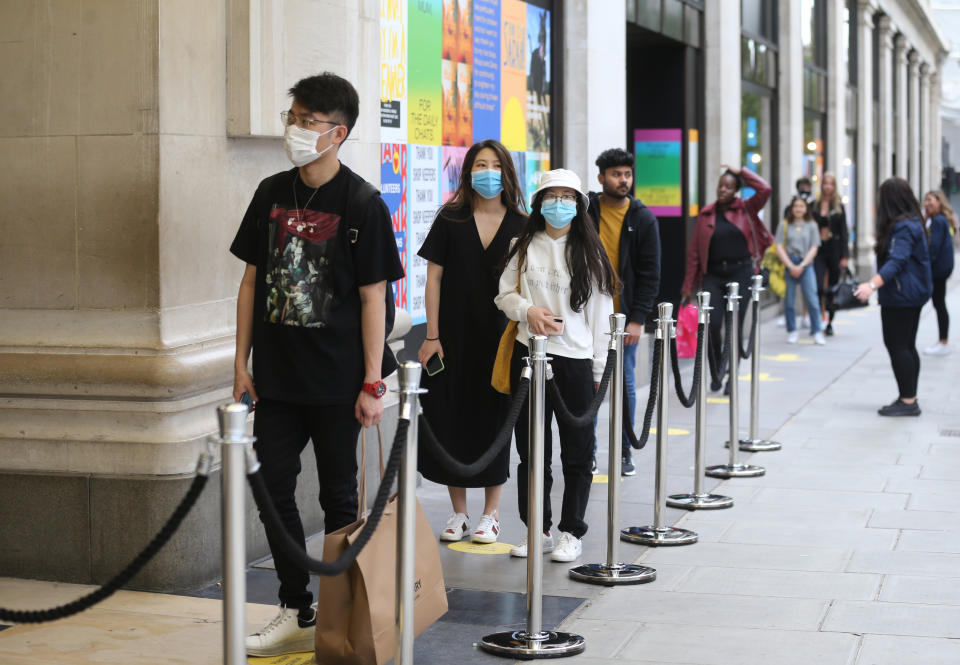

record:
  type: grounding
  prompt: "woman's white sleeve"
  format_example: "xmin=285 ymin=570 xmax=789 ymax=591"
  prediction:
xmin=585 ymin=287 xmax=615 ymax=382
xmin=494 ymin=253 xmax=533 ymax=323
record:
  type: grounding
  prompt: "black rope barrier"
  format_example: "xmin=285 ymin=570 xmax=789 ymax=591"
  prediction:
xmin=623 ymin=337 xmax=662 ymax=450
xmin=0 ymin=473 xmax=209 ymax=624
xmin=247 ymin=419 xmax=407 ymax=577
xmin=671 ymin=322 xmax=705 ymax=408
xmin=418 ymin=376 xmax=530 ymax=476
xmin=739 ymin=298 xmax=759 ymax=360
xmin=709 ymin=308 xmax=732 ymax=389
xmin=546 ymin=349 xmax=616 ymax=428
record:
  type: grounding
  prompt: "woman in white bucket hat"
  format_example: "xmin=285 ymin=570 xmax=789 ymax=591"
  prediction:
xmin=495 ymin=168 xmax=617 ymax=564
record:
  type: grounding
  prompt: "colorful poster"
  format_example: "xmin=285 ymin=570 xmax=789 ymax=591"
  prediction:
xmin=524 ymin=151 xmax=550 ymax=207
xmin=381 ymin=143 xmax=409 ymax=310
xmin=525 ymin=4 xmax=550 ymax=152
xmin=380 ymin=0 xmax=407 ymax=143
xmin=688 ymin=129 xmax=699 ymax=216
xmin=408 ymin=0 xmax=442 ymax=145
xmin=408 ymin=144 xmax=441 ymax=324
xmin=472 ymin=0 xmax=500 ymax=141
xmin=634 ymin=129 xmax=682 ymax=217
xmin=500 ymin=0 xmax=526 ymax=151
xmin=440 ymin=146 xmax=469 ymax=203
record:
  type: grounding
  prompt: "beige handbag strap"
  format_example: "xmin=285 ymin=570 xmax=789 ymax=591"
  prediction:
xmin=358 ymin=428 xmax=368 ymax=519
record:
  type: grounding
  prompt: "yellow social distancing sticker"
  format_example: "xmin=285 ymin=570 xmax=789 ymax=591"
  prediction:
xmin=738 ymin=373 xmax=783 ymax=382
xmin=649 ymin=428 xmax=691 ymax=435
xmin=762 ymin=353 xmax=807 ymax=362
xmin=706 ymin=397 xmax=729 ymax=404
xmin=447 ymin=541 xmax=514 ymax=555
xmin=249 ymin=653 xmax=314 ymax=665
xmin=592 ymin=474 xmax=624 ymax=484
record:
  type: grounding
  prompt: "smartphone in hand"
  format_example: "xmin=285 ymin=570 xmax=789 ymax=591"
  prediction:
xmin=239 ymin=391 xmax=255 ymax=411
xmin=425 ymin=352 xmax=445 ymax=376
xmin=551 ymin=317 xmax=565 ymax=335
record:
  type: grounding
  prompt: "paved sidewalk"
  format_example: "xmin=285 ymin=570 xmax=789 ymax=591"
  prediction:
xmin=548 ymin=276 xmax=960 ymax=664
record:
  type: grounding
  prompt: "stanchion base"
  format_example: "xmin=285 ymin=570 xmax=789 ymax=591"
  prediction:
xmin=739 ymin=438 xmax=782 ymax=452
xmin=705 ymin=463 xmax=765 ymax=478
xmin=568 ymin=562 xmax=657 ymax=586
xmin=666 ymin=492 xmax=734 ymax=510
xmin=620 ymin=525 xmax=698 ymax=546
xmin=479 ymin=630 xmax=586 ymax=660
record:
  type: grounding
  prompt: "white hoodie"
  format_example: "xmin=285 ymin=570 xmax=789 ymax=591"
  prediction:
xmin=495 ymin=232 xmax=614 ymax=381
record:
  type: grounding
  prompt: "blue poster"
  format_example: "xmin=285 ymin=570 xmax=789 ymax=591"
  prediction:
xmin=472 ymin=0 xmax=501 ymax=141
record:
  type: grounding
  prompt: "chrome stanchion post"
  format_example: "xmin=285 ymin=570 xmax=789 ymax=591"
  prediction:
xmin=706 ymin=282 xmax=765 ymax=479
xmin=622 ymin=303 xmax=698 ymax=546
xmin=570 ymin=314 xmax=656 ymax=585
xmin=667 ymin=292 xmax=734 ymax=510
xmin=216 ymin=403 xmax=255 ymax=665
xmin=480 ymin=336 xmax=585 ymax=659
xmin=738 ymin=274 xmax=781 ymax=452
xmin=395 ymin=362 xmax=427 ymax=665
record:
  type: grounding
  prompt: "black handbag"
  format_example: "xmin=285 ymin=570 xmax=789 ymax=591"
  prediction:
xmin=827 ymin=269 xmax=869 ymax=311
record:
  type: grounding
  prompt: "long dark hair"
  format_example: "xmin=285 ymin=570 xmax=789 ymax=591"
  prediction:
xmin=785 ymin=195 xmax=813 ymax=223
xmin=503 ymin=190 xmax=618 ymax=312
xmin=439 ymin=139 xmax=526 ymax=221
xmin=875 ymin=177 xmax=924 ymax=258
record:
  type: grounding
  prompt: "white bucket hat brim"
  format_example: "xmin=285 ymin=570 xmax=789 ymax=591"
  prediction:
xmin=532 ymin=168 xmax=588 ymax=207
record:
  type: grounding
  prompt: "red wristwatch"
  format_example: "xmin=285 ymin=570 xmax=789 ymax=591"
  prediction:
xmin=361 ymin=380 xmax=387 ymax=399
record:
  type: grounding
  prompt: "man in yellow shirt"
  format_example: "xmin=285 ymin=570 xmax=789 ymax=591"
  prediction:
xmin=587 ymin=148 xmax=661 ymax=476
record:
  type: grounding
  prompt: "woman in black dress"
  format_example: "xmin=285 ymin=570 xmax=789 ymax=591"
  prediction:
xmin=417 ymin=139 xmax=527 ymax=544
xmin=812 ymin=172 xmax=849 ymax=336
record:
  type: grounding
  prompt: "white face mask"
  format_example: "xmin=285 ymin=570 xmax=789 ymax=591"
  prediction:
xmin=283 ymin=123 xmax=337 ymax=167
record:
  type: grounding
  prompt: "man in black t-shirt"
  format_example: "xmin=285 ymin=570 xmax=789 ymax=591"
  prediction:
xmin=230 ymin=72 xmax=404 ymax=657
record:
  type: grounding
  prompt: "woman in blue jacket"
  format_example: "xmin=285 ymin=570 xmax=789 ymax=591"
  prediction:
xmin=855 ymin=178 xmax=932 ymax=416
xmin=921 ymin=190 xmax=956 ymax=356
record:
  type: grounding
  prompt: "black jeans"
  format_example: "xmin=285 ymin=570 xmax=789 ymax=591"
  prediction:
xmin=880 ymin=306 xmax=922 ymax=399
xmin=510 ymin=341 xmax=594 ymax=539
xmin=815 ymin=245 xmax=843 ymax=324
xmin=253 ymin=398 xmax=361 ymax=610
xmin=701 ymin=263 xmax=754 ymax=384
xmin=932 ymin=277 xmax=949 ymax=341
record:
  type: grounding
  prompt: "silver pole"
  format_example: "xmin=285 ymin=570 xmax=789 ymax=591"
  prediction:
xmin=218 ymin=403 xmax=251 ymax=665
xmin=527 ymin=335 xmax=547 ymax=637
xmin=395 ymin=362 xmax=425 ymax=665
xmin=606 ymin=314 xmax=625 ymax=566
xmin=706 ymin=283 xmax=765 ymax=478
xmin=739 ymin=274 xmax=782 ymax=452
xmin=667 ymin=292 xmax=734 ymax=509
xmin=621 ymin=303 xmax=698 ymax=546
xmin=569 ymin=315 xmax=656 ymax=585
xmin=480 ymin=337 xmax=586 ymax=657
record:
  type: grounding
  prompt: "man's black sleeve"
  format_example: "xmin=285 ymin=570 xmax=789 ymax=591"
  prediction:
xmin=628 ymin=207 xmax=661 ymax=325
xmin=354 ymin=195 xmax=405 ymax=286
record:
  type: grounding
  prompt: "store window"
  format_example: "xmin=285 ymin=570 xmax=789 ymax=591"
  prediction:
xmin=800 ymin=0 xmax=826 ymax=186
xmin=741 ymin=0 xmax=777 ymax=222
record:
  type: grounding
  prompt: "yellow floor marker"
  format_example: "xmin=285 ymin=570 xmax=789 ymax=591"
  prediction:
xmin=448 ymin=541 xmax=515 ymax=555
xmin=762 ymin=353 xmax=808 ymax=362
xmin=739 ymin=372 xmax=784 ymax=382
xmin=649 ymin=427 xmax=691 ymax=435
xmin=249 ymin=653 xmax=314 ymax=664
xmin=592 ymin=474 xmax=624 ymax=484
xmin=706 ymin=397 xmax=729 ymax=404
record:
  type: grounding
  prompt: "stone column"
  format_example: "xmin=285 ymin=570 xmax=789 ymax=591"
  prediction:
xmin=855 ymin=1 xmax=876 ymax=270
xmin=825 ymin=0 xmax=847 ymax=178
xmin=909 ymin=51 xmax=921 ymax=192
xmin=562 ymin=0 xmax=626 ymax=183
xmin=704 ymin=0 xmax=741 ymax=174
xmin=920 ymin=62 xmax=931 ymax=195
xmin=895 ymin=34 xmax=909 ymax=178
xmin=930 ymin=66 xmax=943 ymax=192
xmin=778 ymin=0 xmax=803 ymax=204
xmin=877 ymin=14 xmax=894 ymax=181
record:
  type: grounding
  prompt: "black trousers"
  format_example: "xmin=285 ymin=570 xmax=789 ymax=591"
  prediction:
xmin=932 ymin=277 xmax=949 ymax=340
xmin=253 ymin=398 xmax=361 ymax=610
xmin=880 ymin=306 xmax=922 ymax=400
xmin=701 ymin=263 xmax=754 ymax=384
xmin=815 ymin=245 xmax=843 ymax=324
xmin=510 ymin=341 xmax=594 ymax=539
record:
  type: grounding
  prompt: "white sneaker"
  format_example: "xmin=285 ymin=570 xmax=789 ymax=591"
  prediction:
xmin=246 ymin=606 xmax=315 ymax=656
xmin=472 ymin=513 xmax=501 ymax=544
xmin=549 ymin=532 xmax=583 ymax=563
xmin=439 ymin=512 xmax=470 ymax=541
xmin=923 ymin=343 xmax=950 ymax=356
xmin=813 ymin=332 xmax=826 ymax=345
xmin=510 ymin=531 xmax=554 ymax=557
xmin=786 ymin=331 xmax=799 ymax=344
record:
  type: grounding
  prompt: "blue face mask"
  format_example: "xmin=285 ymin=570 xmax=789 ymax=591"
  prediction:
xmin=541 ymin=199 xmax=577 ymax=229
xmin=471 ymin=169 xmax=503 ymax=199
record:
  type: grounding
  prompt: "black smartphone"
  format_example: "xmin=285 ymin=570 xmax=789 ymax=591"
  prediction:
xmin=239 ymin=391 xmax=255 ymax=411
xmin=425 ymin=352 xmax=445 ymax=376
xmin=552 ymin=317 xmax=565 ymax=335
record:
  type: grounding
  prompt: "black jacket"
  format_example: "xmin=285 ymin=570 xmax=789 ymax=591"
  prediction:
xmin=588 ymin=192 xmax=661 ymax=326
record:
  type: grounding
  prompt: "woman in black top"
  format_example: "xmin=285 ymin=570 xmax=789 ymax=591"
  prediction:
xmin=417 ymin=139 xmax=527 ymax=545
xmin=812 ymin=173 xmax=849 ymax=336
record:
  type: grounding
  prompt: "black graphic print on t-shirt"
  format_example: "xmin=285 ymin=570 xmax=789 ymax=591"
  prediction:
xmin=264 ymin=207 xmax=339 ymax=328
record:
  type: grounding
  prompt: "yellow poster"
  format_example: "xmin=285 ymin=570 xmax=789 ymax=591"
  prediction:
xmin=499 ymin=0 xmax=526 ymax=151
